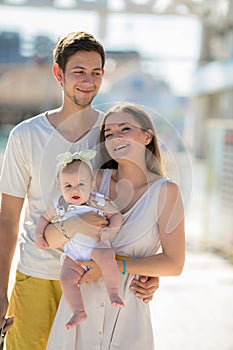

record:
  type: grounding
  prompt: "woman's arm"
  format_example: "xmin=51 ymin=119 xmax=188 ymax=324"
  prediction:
xmin=116 ymin=181 xmax=185 ymax=277
xmin=44 ymin=212 xmax=109 ymax=249
xmin=76 ymin=259 xmax=160 ymax=303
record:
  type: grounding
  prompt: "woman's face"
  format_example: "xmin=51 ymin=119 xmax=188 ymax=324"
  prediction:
xmin=103 ymin=112 xmax=152 ymax=162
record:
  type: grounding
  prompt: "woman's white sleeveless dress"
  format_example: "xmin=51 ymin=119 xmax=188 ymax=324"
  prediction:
xmin=46 ymin=170 xmax=170 ymax=350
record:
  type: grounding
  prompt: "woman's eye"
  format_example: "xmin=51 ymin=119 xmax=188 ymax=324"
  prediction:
xmin=122 ymin=127 xmax=130 ymax=132
xmin=105 ymin=133 xmax=113 ymax=139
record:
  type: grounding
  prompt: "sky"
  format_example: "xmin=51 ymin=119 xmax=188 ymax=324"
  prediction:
xmin=0 ymin=4 xmax=201 ymax=95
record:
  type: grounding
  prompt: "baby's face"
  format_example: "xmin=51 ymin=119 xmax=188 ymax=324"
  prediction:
xmin=59 ymin=162 xmax=93 ymax=205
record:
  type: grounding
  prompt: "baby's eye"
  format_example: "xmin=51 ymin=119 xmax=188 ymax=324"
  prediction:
xmin=78 ymin=183 xmax=85 ymax=187
xmin=65 ymin=184 xmax=72 ymax=188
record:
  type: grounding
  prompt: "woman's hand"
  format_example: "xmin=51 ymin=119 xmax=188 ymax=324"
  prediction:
xmin=76 ymin=260 xmax=102 ymax=284
xmin=130 ymin=276 xmax=159 ymax=303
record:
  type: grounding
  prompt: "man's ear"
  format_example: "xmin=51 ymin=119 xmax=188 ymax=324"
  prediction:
xmin=52 ymin=63 xmax=63 ymax=85
xmin=102 ymin=68 xmax=105 ymax=77
xmin=144 ymin=129 xmax=153 ymax=145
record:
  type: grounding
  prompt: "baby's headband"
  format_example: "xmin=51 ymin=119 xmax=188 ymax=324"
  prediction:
xmin=56 ymin=150 xmax=97 ymax=181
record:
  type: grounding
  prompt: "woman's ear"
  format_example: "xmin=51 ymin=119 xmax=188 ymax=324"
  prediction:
xmin=52 ymin=63 xmax=64 ymax=86
xmin=144 ymin=129 xmax=153 ymax=145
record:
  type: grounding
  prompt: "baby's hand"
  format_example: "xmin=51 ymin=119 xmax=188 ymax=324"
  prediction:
xmin=34 ymin=231 xmax=49 ymax=249
xmin=98 ymin=227 xmax=114 ymax=241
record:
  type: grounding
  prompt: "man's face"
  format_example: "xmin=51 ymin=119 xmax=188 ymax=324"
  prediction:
xmin=61 ymin=50 xmax=104 ymax=108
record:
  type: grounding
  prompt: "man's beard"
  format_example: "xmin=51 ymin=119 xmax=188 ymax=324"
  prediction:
xmin=66 ymin=90 xmax=96 ymax=108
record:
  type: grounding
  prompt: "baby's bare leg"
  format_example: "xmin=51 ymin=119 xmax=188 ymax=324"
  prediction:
xmin=91 ymin=244 xmax=125 ymax=308
xmin=60 ymin=256 xmax=87 ymax=329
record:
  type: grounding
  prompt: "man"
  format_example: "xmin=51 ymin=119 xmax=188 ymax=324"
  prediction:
xmin=0 ymin=31 xmax=159 ymax=350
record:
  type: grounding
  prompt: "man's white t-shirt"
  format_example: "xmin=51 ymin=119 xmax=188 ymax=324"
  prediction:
xmin=0 ymin=111 xmax=105 ymax=279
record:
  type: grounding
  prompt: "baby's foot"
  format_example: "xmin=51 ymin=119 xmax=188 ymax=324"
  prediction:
xmin=110 ymin=293 xmax=125 ymax=308
xmin=66 ymin=311 xmax=87 ymax=330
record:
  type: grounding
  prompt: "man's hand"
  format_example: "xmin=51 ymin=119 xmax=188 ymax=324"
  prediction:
xmin=0 ymin=295 xmax=14 ymax=333
xmin=129 ymin=276 xmax=159 ymax=303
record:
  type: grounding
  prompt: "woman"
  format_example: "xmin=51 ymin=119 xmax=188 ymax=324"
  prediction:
xmin=46 ymin=103 xmax=185 ymax=350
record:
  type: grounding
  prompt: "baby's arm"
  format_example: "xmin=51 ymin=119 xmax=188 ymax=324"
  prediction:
xmin=99 ymin=200 xmax=123 ymax=241
xmin=34 ymin=206 xmax=55 ymax=249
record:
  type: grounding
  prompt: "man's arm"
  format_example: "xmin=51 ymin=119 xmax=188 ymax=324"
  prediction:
xmin=0 ymin=194 xmax=24 ymax=331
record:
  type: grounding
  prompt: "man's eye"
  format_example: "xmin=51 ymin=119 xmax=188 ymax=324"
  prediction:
xmin=105 ymin=134 xmax=113 ymax=139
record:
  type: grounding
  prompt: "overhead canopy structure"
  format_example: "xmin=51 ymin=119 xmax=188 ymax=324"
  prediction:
xmin=0 ymin=0 xmax=229 ymax=18
xmin=0 ymin=0 xmax=232 ymax=39
xmin=1 ymin=0 xmax=232 ymax=66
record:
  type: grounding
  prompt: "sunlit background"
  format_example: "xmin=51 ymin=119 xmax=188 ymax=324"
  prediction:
xmin=0 ymin=1 xmax=233 ymax=349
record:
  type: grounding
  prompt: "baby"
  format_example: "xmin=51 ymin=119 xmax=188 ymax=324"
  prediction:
xmin=35 ymin=150 xmax=124 ymax=330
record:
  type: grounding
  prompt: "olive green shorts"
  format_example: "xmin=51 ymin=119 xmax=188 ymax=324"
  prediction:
xmin=6 ymin=270 xmax=62 ymax=350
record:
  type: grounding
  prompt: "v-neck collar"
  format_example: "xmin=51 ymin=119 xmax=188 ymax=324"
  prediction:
xmin=42 ymin=110 xmax=103 ymax=144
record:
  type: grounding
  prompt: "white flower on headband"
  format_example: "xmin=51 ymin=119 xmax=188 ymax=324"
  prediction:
xmin=56 ymin=150 xmax=97 ymax=181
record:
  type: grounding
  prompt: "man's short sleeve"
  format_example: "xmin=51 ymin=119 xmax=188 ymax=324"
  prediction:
xmin=0 ymin=129 xmax=30 ymax=198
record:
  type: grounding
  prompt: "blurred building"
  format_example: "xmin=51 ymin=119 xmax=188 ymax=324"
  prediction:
xmin=0 ymin=32 xmax=25 ymax=64
xmin=0 ymin=32 xmax=57 ymax=124
xmin=0 ymin=39 xmax=185 ymax=133
xmin=188 ymin=0 xmax=233 ymax=256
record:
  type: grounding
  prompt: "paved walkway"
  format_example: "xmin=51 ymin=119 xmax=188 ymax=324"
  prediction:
xmin=150 ymin=248 xmax=233 ymax=350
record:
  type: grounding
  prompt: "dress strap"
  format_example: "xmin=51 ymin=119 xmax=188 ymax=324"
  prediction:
xmin=156 ymin=177 xmax=173 ymax=186
xmin=98 ymin=169 xmax=113 ymax=197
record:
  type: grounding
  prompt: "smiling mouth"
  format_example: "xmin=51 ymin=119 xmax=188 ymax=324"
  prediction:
xmin=114 ymin=144 xmax=128 ymax=151
xmin=77 ymin=88 xmax=93 ymax=93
